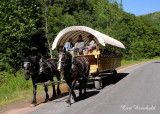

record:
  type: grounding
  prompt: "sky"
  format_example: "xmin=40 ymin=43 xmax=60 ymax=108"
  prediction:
xmin=117 ymin=0 xmax=160 ymax=16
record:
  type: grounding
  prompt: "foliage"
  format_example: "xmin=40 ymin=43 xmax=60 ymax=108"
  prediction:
xmin=138 ymin=12 xmax=160 ymax=27
xmin=0 ymin=0 xmax=160 ymax=73
xmin=0 ymin=0 xmax=48 ymax=73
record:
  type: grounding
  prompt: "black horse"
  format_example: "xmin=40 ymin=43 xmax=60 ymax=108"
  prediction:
xmin=39 ymin=58 xmax=61 ymax=97
xmin=57 ymin=51 xmax=90 ymax=106
xmin=23 ymin=56 xmax=61 ymax=106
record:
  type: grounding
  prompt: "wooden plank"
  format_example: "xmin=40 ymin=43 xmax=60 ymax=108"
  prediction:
xmin=90 ymin=65 xmax=98 ymax=69
xmin=90 ymin=69 xmax=97 ymax=73
xmin=35 ymin=80 xmax=66 ymax=86
xmin=98 ymin=57 xmax=121 ymax=72
xmin=90 ymin=65 xmax=98 ymax=74
xmin=87 ymin=50 xmax=100 ymax=58
xmin=90 ymin=63 xmax=98 ymax=74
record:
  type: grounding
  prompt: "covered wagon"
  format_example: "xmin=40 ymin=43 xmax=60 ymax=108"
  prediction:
xmin=52 ymin=26 xmax=125 ymax=89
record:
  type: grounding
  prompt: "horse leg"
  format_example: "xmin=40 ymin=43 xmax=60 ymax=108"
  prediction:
xmin=71 ymin=80 xmax=77 ymax=102
xmin=82 ymin=76 xmax=87 ymax=96
xmin=66 ymin=82 xmax=71 ymax=104
xmin=78 ymin=79 xmax=82 ymax=97
xmin=44 ymin=86 xmax=49 ymax=102
xmin=51 ymin=80 xmax=57 ymax=99
xmin=84 ymin=78 xmax=87 ymax=95
xmin=66 ymin=79 xmax=77 ymax=105
xmin=31 ymin=84 xmax=37 ymax=106
xmin=56 ymin=73 xmax=61 ymax=95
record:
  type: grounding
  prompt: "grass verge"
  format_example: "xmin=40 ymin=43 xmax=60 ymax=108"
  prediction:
xmin=0 ymin=71 xmax=62 ymax=107
xmin=119 ymin=57 xmax=160 ymax=69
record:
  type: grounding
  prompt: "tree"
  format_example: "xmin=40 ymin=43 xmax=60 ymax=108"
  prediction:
xmin=0 ymin=0 xmax=47 ymax=74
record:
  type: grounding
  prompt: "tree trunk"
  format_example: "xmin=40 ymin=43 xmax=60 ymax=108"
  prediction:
xmin=45 ymin=6 xmax=53 ymax=58
xmin=132 ymin=52 xmax=134 ymax=61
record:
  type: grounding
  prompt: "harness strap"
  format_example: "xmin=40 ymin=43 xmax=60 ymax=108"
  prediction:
xmin=71 ymin=57 xmax=89 ymax=80
xmin=46 ymin=62 xmax=53 ymax=74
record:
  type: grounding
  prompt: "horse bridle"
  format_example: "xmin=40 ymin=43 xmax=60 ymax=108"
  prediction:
xmin=57 ymin=53 xmax=69 ymax=68
xmin=24 ymin=62 xmax=31 ymax=73
xmin=24 ymin=61 xmax=38 ymax=75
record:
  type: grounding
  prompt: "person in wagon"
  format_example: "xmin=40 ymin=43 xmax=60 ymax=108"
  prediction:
xmin=85 ymin=34 xmax=96 ymax=55
xmin=63 ymin=38 xmax=73 ymax=52
xmin=73 ymin=35 xmax=84 ymax=56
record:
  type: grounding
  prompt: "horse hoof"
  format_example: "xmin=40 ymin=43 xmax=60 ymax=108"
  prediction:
xmin=52 ymin=94 xmax=57 ymax=97
xmin=51 ymin=95 xmax=57 ymax=99
xmin=30 ymin=104 xmax=36 ymax=107
xmin=57 ymin=91 xmax=61 ymax=96
xmin=66 ymin=103 xmax=71 ymax=107
xmin=44 ymin=99 xmax=48 ymax=103
xmin=71 ymin=98 xmax=76 ymax=103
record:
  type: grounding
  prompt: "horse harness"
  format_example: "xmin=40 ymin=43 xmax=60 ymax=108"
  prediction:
xmin=24 ymin=62 xmax=38 ymax=75
xmin=24 ymin=60 xmax=54 ymax=81
xmin=71 ymin=57 xmax=89 ymax=80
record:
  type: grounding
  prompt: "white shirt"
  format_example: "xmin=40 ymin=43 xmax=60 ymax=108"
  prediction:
xmin=75 ymin=41 xmax=84 ymax=48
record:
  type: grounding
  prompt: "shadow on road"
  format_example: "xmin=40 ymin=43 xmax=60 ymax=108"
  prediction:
xmin=87 ymin=73 xmax=129 ymax=89
xmin=36 ymin=91 xmax=100 ymax=105
xmin=75 ymin=91 xmax=100 ymax=103
xmin=35 ymin=92 xmax=69 ymax=106
xmin=32 ymin=73 xmax=129 ymax=106
xmin=101 ymin=73 xmax=129 ymax=88
xmin=86 ymin=73 xmax=129 ymax=89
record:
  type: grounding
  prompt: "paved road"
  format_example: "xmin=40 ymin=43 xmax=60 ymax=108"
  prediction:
xmin=4 ymin=60 xmax=160 ymax=114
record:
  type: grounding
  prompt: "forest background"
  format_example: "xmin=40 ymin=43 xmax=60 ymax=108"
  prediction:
xmin=0 ymin=0 xmax=160 ymax=76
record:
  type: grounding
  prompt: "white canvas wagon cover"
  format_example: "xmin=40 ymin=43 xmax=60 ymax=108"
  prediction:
xmin=51 ymin=26 xmax=125 ymax=50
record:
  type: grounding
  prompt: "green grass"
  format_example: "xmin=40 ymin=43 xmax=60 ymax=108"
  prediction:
xmin=119 ymin=57 xmax=160 ymax=69
xmin=0 ymin=71 xmax=53 ymax=107
xmin=0 ymin=57 xmax=160 ymax=107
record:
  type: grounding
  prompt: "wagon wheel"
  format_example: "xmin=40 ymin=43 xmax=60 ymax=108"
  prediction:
xmin=112 ymin=70 xmax=117 ymax=80
xmin=94 ymin=77 xmax=102 ymax=90
xmin=113 ymin=70 xmax=117 ymax=76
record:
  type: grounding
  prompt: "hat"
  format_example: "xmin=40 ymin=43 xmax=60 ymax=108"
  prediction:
xmin=68 ymin=38 xmax=72 ymax=41
xmin=87 ymin=34 xmax=94 ymax=38
xmin=79 ymin=35 xmax=82 ymax=38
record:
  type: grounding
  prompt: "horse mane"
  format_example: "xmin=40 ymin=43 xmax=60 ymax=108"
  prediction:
xmin=25 ymin=56 xmax=40 ymax=70
xmin=45 ymin=58 xmax=58 ymax=70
